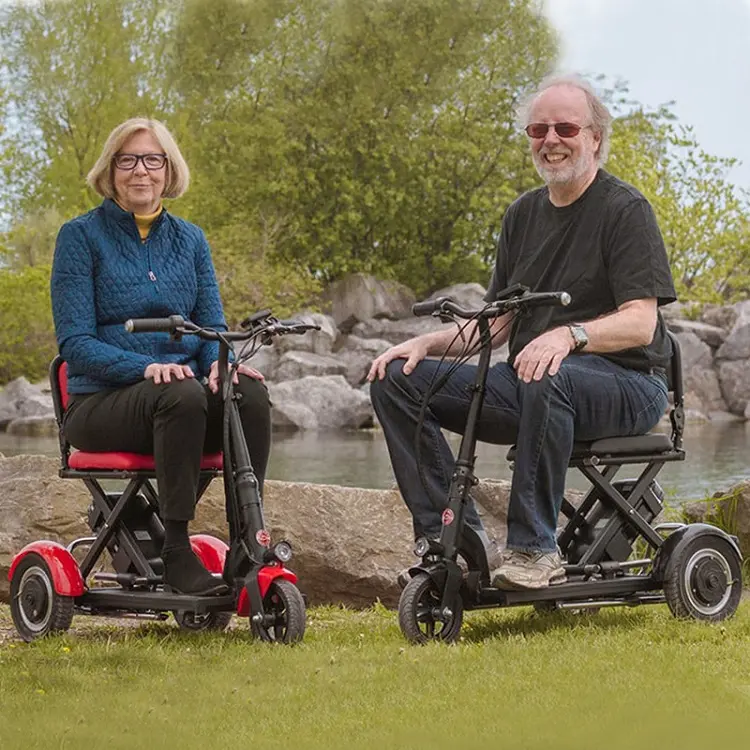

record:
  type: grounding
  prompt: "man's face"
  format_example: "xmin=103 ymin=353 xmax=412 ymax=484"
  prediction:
xmin=527 ymin=85 xmax=601 ymax=186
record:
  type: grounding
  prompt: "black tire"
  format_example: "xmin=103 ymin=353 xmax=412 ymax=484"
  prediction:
xmin=10 ymin=553 xmax=74 ymax=642
xmin=173 ymin=609 xmax=233 ymax=632
xmin=398 ymin=573 xmax=463 ymax=644
xmin=663 ymin=535 xmax=742 ymax=621
xmin=249 ymin=579 xmax=306 ymax=644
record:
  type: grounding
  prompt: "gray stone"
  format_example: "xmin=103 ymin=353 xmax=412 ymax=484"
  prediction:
xmin=701 ymin=304 xmax=738 ymax=332
xmin=667 ymin=319 xmax=727 ymax=349
xmin=718 ymin=360 xmax=750 ymax=416
xmin=352 ymin=316 xmax=454 ymax=344
xmin=6 ymin=416 xmax=58 ymax=438
xmin=326 ymin=273 xmax=416 ymax=332
xmin=273 ymin=312 xmax=338 ymax=356
xmin=333 ymin=335 xmax=395 ymax=386
xmin=428 ymin=282 xmax=488 ymax=310
xmin=268 ymin=375 xmax=374 ymax=431
xmin=674 ymin=332 xmax=727 ymax=413
xmin=274 ymin=351 xmax=347 ymax=382
xmin=0 ymin=377 xmax=55 ymax=426
xmin=716 ymin=323 xmax=750 ymax=361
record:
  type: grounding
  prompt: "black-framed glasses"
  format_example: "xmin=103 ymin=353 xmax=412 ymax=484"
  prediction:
xmin=524 ymin=122 xmax=590 ymax=139
xmin=113 ymin=153 xmax=168 ymax=171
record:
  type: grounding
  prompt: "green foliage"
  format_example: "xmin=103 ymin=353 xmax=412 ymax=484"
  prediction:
xmin=0 ymin=209 xmax=64 ymax=269
xmin=0 ymin=266 xmax=56 ymax=384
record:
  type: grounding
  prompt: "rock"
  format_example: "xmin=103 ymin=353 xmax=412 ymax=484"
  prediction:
xmin=352 ymin=316 xmax=452 ymax=344
xmin=268 ymin=375 xmax=374 ymax=430
xmin=660 ymin=301 xmax=694 ymax=321
xmin=717 ymin=360 xmax=750 ymax=417
xmin=274 ymin=351 xmax=347 ymax=382
xmin=716 ymin=323 xmax=750 ymax=361
xmin=683 ymin=480 xmax=750 ymax=558
xmin=326 ymin=273 xmax=416 ymax=333
xmin=6 ymin=416 xmax=58 ymax=438
xmin=667 ymin=319 xmax=727 ymax=349
xmin=701 ymin=304 xmax=738 ymax=332
xmin=0 ymin=455 xmax=586 ymax=607
xmin=674 ymin=332 xmax=727 ymax=414
xmin=428 ymin=282 xmax=488 ymax=310
xmin=0 ymin=377 xmax=55 ymax=427
xmin=273 ymin=312 xmax=338 ymax=356
xmin=333 ymin=335 xmax=394 ymax=386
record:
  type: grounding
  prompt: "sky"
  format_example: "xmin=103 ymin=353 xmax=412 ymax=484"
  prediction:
xmin=543 ymin=0 xmax=750 ymax=191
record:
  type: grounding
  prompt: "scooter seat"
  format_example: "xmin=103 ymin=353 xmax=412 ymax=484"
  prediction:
xmin=68 ymin=451 xmax=223 ymax=471
xmin=506 ymin=433 xmax=673 ymax=462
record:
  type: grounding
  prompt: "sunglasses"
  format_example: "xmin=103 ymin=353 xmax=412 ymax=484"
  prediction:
xmin=524 ymin=122 xmax=589 ymax=139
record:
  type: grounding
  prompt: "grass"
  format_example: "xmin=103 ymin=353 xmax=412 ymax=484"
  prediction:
xmin=2 ymin=602 xmax=750 ymax=749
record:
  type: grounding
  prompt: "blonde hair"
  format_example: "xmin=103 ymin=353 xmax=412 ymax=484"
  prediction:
xmin=518 ymin=74 xmax=613 ymax=166
xmin=87 ymin=117 xmax=190 ymax=199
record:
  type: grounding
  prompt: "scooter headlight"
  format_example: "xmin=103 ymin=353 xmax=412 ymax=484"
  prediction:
xmin=413 ymin=537 xmax=431 ymax=557
xmin=273 ymin=541 xmax=293 ymax=563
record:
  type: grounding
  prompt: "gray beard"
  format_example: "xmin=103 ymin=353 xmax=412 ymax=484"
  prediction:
xmin=533 ymin=152 xmax=595 ymax=186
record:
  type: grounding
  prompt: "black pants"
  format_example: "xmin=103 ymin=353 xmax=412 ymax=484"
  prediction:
xmin=63 ymin=375 xmax=272 ymax=521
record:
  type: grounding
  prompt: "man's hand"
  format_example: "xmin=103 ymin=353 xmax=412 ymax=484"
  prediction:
xmin=514 ymin=327 xmax=573 ymax=383
xmin=367 ymin=339 xmax=430 ymax=382
xmin=144 ymin=363 xmax=194 ymax=384
xmin=207 ymin=360 xmax=265 ymax=394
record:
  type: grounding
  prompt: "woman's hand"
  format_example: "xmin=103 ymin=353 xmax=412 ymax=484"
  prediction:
xmin=144 ymin=363 xmax=194 ymax=384
xmin=207 ymin=360 xmax=265 ymax=394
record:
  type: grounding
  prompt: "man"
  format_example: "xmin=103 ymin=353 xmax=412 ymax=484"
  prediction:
xmin=368 ymin=75 xmax=676 ymax=591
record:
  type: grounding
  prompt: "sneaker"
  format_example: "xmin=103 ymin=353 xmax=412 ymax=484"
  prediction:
xmin=491 ymin=549 xmax=566 ymax=591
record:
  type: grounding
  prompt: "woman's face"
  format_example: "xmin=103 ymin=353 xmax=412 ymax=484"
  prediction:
xmin=112 ymin=130 xmax=167 ymax=214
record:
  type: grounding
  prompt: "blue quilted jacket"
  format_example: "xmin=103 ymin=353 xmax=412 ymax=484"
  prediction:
xmin=51 ymin=199 xmax=227 ymax=394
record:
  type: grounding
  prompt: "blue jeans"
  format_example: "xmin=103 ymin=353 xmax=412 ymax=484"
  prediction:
xmin=370 ymin=354 xmax=668 ymax=553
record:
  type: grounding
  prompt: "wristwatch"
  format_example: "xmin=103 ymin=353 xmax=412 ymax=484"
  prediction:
xmin=567 ymin=324 xmax=589 ymax=352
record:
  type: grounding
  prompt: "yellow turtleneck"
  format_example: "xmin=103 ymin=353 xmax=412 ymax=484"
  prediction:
xmin=115 ymin=200 xmax=163 ymax=241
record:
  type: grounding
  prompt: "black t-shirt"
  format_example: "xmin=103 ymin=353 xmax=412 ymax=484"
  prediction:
xmin=485 ymin=170 xmax=677 ymax=372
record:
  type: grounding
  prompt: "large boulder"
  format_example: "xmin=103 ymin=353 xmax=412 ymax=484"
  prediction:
xmin=333 ymin=335 xmax=394 ymax=386
xmin=428 ymin=282 xmax=488 ymax=310
xmin=326 ymin=273 xmax=416 ymax=333
xmin=701 ymin=304 xmax=738 ymax=332
xmin=274 ymin=351 xmax=348 ymax=382
xmin=0 ymin=377 xmax=55 ymax=428
xmin=273 ymin=312 xmax=338 ymax=356
xmin=673 ymin=332 xmax=727 ymax=415
xmin=268 ymin=375 xmax=374 ymax=431
xmin=352 ymin=316 xmax=451 ymax=344
xmin=667 ymin=319 xmax=727 ymax=349
xmin=717 ymin=360 xmax=750 ymax=416
xmin=0 ymin=455 xmax=585 ymax=607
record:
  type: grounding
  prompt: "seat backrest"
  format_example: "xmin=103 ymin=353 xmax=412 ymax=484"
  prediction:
xmin=665 ymin=332 xmax=685 ymax=450
xmin=49 ymin=356 xmax=69 ymax=426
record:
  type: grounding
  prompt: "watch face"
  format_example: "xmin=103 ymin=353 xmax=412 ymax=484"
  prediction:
xmin=571 ymin=325 xmax=588 ymax=350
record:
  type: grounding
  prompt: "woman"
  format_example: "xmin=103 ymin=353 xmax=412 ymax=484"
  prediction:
xmin=51 ymin=117 xmax=271 ymax=596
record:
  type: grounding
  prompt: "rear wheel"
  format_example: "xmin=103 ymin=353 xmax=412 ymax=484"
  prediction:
xmin=173 ymin=609 xmax=233 ymax=632
xmin=398 ymin=573 xmax=463 ymax=644
xmin=663 ymin=536 xmax=742 ymax=621
xmin=249 ymin=579 xmax=306 ymax=644
xmin=10 ymin=554 xmax=74 ymax=642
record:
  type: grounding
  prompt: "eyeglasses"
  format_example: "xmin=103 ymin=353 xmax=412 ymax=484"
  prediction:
xmin=524 ymin=122 xmax=590 ymax=139
xmin=113 ymin=153 xmax=168 ymax=171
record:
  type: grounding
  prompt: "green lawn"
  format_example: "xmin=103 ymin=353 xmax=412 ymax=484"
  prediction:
xmin=1 ymin=602 xmax=749 ymax=749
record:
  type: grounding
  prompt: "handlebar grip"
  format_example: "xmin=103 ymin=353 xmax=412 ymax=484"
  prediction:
xmin=412 ymin=297 xmax=450 ymax=317
xmin=125 ymin=315 xmax=185 ymax=333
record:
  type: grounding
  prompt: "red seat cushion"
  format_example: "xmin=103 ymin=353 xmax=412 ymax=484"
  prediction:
xmin=68 ymin=451 xmax=223 ymax=471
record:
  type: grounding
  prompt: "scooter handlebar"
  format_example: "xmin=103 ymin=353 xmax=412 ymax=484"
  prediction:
xmin=125 ymin=315 xmax=185 ymax=334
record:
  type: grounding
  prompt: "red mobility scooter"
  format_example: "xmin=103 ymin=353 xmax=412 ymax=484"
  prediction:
xmin=9 ymin=311 xmax=316 ymax=643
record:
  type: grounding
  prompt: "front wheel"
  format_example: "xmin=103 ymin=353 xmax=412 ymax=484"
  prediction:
xmin=249 ymin=579 xmax=306 ymax=644
xmin=10 ymin=553 xmax=75 ymax=642
xmin=663 ymin=535 xmax=742 ymax=621
xmin=398 ymin=573 xmax=463 ymax=644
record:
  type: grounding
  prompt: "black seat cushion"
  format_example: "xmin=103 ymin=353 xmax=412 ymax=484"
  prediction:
xmin=506 ymin=432 xmax=673 ymax=461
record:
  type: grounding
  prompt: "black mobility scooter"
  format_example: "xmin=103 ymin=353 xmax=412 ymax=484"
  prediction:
xmin=9 ymin=311 xmax=317 ymax=643
xmin=398 ymin=287 xmax=743 ymax=643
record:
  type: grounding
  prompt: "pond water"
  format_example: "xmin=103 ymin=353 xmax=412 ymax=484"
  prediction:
xmin=2 ymin=421 xmax=748 ymax=502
